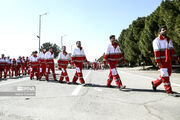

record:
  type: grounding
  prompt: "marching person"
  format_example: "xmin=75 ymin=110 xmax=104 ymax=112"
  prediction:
xmin=45 ymin=47 xmax=57 ymax=81
xmin=57 ymin=46 xmax=71 ymax=84
xmin=0 ymin=54 xmax=6 ymax=79
xmin=11 ymin=58 xmax=18 ymax=77
xmin=152 ymin=26 xmax=178 ymax=96
xmin=29 ymin=51 xmax=39 ymax=80
xmin=103 ymin=35 xmax=126 ymax=90
xmin=16 ymin=56 xmax=22 ymax=76
xmin=97 ymin=61 xmax=101 ymax=69
xmin=21 ymin=56 xmax=26 ymax=75
xmin=5 ymin=56 xmax=11 ymax=78
xmin=71 ymin=41 xmax=88 ymax=85
xmin=25 ymin=56 xmax=30 ymax=75
xmin=28 ymin=52 xmax=34 ymax=75
xmin=93 ymin=59 xmax=97 ymax=70
xmin=38 ymin=49 xmax=46 ymax=80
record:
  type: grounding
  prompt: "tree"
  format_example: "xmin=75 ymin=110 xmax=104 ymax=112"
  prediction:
xmin=173 ymin=14 xmax=180 ymax=55
xmin=100 ymin=0 xmax=180 ymax=66
xmin=40 ymin=42 xmax=61 ymax=58
xmin=118 ymin=17 xmax=145 ymax=65
xmin=98 ymin=53 xmax=105 ymax=62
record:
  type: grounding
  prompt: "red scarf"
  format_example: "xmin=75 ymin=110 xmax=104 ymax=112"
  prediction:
xmin=33 ymin=55 xmax=37 ymax=58
xmin=63 ymin=51 xmax=67 ymax=56
xmin=78 ymin=47 xmax=82 ymax=50
xmin=50 ymin=51 xmax=54 ymax=54
xmin=159 ymin=34 xmax=170 ymax=42
xmin=159 ymin=34 xmax=170 ymax=62
xmin=112 ymin=42 xmax=118 ymax=49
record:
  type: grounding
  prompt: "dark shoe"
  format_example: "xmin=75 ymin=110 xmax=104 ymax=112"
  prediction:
xmin=72 ymin=82 xmax=78 ymax=85
xmin=59 ymin=81 xmax=63 ymax=83
xmin=151 ymin=81 xmax=156 ymax=91
xmin=107 ymin=85 xmax=113 ymax=88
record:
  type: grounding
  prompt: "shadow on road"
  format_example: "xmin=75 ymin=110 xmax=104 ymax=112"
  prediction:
xmin=0 ymin=75 xmax=28 ymax=81
xmin=84 ymin=83 xmax=118 ymax=89
xmin=122 ymin=88 xmax=166 ymax=93
xmin=83 ymin=83 xmax=180 ymax=96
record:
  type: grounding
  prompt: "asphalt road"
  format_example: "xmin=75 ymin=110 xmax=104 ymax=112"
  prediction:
xmin=0 ymin=68 xmax=180 ymax=120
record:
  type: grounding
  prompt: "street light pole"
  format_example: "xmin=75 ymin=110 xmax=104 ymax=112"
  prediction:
xmin=38 ymin=12 xmax=47 ymax=53
xmin=61 ymin=36 xmax=63 ymax=48
xmin=38 ymin=15 xmax=41 ymax=53
xmin=60 ymin=35 xmax=67 ymax=49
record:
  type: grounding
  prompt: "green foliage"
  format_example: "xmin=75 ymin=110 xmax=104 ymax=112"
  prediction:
xmin=98 ymin=53 xmax=105 ymax=62
xmin=117 ymin=0 xmax=180 ymax=66
xmin=117 ymin=17 xmax=145 ymax=65
xmin=41 ymin=42 xmax=61 ymax=58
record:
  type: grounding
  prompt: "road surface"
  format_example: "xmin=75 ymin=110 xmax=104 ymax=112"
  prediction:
xmin=0 ymin=68 xmax=180 ymax=120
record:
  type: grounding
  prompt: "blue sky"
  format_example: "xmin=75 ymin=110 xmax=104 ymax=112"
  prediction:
xmin=0 ymin=0 xmax=162 ymax=61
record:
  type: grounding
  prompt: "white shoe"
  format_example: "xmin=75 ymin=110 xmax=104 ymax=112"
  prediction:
xmin=119 ymin=85 xmax=126 ymax=90
xmin=81 ymin=83 xmax=86 ymax=86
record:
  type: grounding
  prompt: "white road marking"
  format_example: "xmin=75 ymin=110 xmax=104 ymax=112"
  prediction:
xmin=120 ymin=71 xmax=180 ymax=87
xmin=71 ymin=85 xmax=82 ymax=96
xmin=0 ymin=79 xmax=27 ymax=86
xmin=72 ymin=70 xmax=91 ymax=96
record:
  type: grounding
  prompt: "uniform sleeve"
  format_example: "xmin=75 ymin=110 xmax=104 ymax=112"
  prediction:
xmin=169 ymin=40 xmax=178 ymax=61
xmin=58 ymin=53 xmax=62 ymax=61
xmin=71 ymin=49 xmax=76 ymax=64
xmin=37 ymin=57 xmax=40 ymax=64
xmin=29 ymin=59 xmax=32 ymax=66
xmin=118 ymin=46 xmax=126 ymax=62
xmin=38 ymin=57 xmax=41 ymax=63
xmin=45 ymin=53 xmax=48 ymax=60
xmin=44 ymin=53 xmax=48 ymax=63
xmin=52 ymin=54 xmax=54 ymax=59
xmin=57 ymin=59 xmax=60 ymax=64
xmin=82 ymin=49 xmax=88 ymax=62
xmin=67 ymin=54 xmax=71 ymax=63
xmin=38 ymin=53 xmax=41 ymax=58
xmin=153 ymin=39 xmax=161 ymax=63
xmin=118 ymin=46 xmax=123 ymax=58
xmin=103 ymin=45 xmax=110 ymax=62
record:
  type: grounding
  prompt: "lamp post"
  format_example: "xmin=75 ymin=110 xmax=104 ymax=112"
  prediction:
xmin=60 ymin=35 xmax=67 ymax=49
xmin=37 ymin=12 xmax=47 ymax=53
